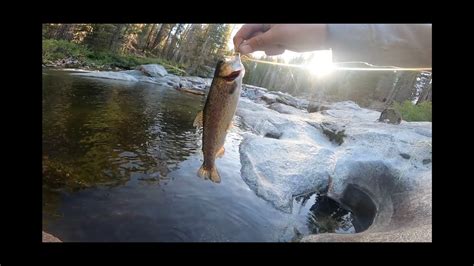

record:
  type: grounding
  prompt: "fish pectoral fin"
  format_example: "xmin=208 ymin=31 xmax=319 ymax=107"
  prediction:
xmin=216 ymin=146 xmax=225 ymax=158
xmin=197 ymin=164 xmax=221 ymax=183
xmin=193 ymin=111 xmax=203 ymax=128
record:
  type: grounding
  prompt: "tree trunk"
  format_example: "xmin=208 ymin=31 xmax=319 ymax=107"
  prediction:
xmin=178 ymin=24 xmax=198 ymax=65
xmin=150 ymin=24 xmax=170 ymax=54
xmin=392 ymin=72 xmax=418 ymax=103
xmin=55 ymin=24 xmax=75 ymax=41
xmin=108 ymin=24 xmax=126 ymax=53
xmin=160 ymin=24 xmax=177 ymax=57
xmin=385 ymin=71 xmax=402 ymax=106
xmin=174 ymin=25 xmax=189 ymax=63
xmin=187 ymin=25 xmax=212 ymax=75
xmin=166 ymin=24 xmax=184 ymax=60
xmin=143 ymin=24 xmax=158 ymax=53
xmin=137 ymin=24 xmax=153 ymax=51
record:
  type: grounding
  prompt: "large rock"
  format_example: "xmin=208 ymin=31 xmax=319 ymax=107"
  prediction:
xmin=273 ymin=92 xmax=309 ymax=110
xmin=120 ymin=69 xmax=146 ymax=78
xmin=239 ymin=85 xmax=311 ymax=112
xmin=268 ymin=102 xmax=303 ymax=115
xmin=136 ymin=64 xmax=168 ymax=77
xmin=318 ymin=122 xmax=347 ymax=145
xmin=195 ymin=65 xmax=215 ymax=78
xmin=261 ymin=93 xmax=279 ymax=104
xmin=378 ymin=107 xmax=402 ymax=124
xmin=236 ymin=98 xmax=432 ymax=242
xmin=71 ymin=70 xmax=179 ymax=87
xmin=179 ymin=76 xmax=211 ymax=91
xmin=307 ymin=101 xmax=331 ymax=113
xmin=240 ymin=135 xmax=334 ymax=212
xmin=237 ymin=98 xmax=330 ymax=144
xmin=69 ymin=66 xmax=209 ymax=91
xmin=241 ymin=84 xmax=268 ymax=101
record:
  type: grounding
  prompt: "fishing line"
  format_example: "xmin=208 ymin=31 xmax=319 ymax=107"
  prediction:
xmin=240 ymin=55 xmax=432 ymax=72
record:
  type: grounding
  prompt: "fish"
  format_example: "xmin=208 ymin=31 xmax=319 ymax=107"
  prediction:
xmin=193 ymin=53 xmax=245 ymax=183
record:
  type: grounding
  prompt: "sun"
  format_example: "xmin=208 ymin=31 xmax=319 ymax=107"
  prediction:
xmin=251 ymin=50 xmax=335 ymax=78
xmin=304 ymin=50 xmax=335 ymax=78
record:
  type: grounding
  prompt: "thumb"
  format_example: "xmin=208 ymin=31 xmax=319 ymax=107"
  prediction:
xmin=239 ymin=32 xmax=274 ymax=54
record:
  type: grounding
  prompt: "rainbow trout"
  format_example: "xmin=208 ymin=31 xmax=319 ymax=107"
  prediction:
xmin=193 ymin=54 xmax=245 ymax=183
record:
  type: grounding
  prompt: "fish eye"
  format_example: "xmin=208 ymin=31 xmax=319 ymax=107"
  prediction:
xmin=216 ymin=59 xmax=225 ymax=69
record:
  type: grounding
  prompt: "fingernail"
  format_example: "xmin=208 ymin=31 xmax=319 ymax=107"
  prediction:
xmin=239 ymin=44 xmax=253 ymax=54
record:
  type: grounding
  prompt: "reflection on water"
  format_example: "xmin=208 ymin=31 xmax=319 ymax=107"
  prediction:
xmin=42 ymin=69 xmax=359 ymax=241
xmin=43 ymin=71 xmax=201 ymax=191
xmin=306 ymin=195 xmax=355 ymax=234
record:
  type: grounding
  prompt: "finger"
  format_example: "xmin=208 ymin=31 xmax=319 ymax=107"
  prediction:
xmin=239 ymin=31 xmax=274 ymax=54
xmin=233 ymin=24 xmax=265 ymax=51
xmin=264 ymin=46 xmax=286 ymax=56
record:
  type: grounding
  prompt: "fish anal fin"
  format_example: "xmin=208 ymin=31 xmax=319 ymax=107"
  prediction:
xmin=216 ymin=146 xmax=225 ymax=158
xmin=193 ymin=111 xmax=203 ymax=128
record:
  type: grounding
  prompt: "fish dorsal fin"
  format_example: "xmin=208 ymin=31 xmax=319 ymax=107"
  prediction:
xmin=193 ymin=110 xmax=204 ymax=128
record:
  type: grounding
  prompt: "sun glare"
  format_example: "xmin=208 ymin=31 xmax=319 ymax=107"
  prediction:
xmin=305 ymin=50 xmax=335 ymax=78
xmin=229 ymin=24 xmax=335 ymax=77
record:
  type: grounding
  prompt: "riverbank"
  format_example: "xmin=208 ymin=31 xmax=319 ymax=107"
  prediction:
xmin=42 ymin=39 xmax=188 ymax=76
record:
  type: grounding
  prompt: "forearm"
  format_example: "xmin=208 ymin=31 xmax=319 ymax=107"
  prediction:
xmin=326 ymin=24 xmax=432 ymax=68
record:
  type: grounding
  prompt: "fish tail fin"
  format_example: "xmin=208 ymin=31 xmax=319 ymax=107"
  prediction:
xmin=197 ymin=164 xmax=221 ymax=183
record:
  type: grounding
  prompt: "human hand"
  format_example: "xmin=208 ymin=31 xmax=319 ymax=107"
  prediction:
xmin=233 ymin=24 xmax=328 ymax=56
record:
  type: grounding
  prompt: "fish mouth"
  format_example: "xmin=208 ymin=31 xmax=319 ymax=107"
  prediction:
xmin=220 ymin=53 xmax=244 ymax=81
xmin=223 ymin=70 xmax=242 ymax=82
